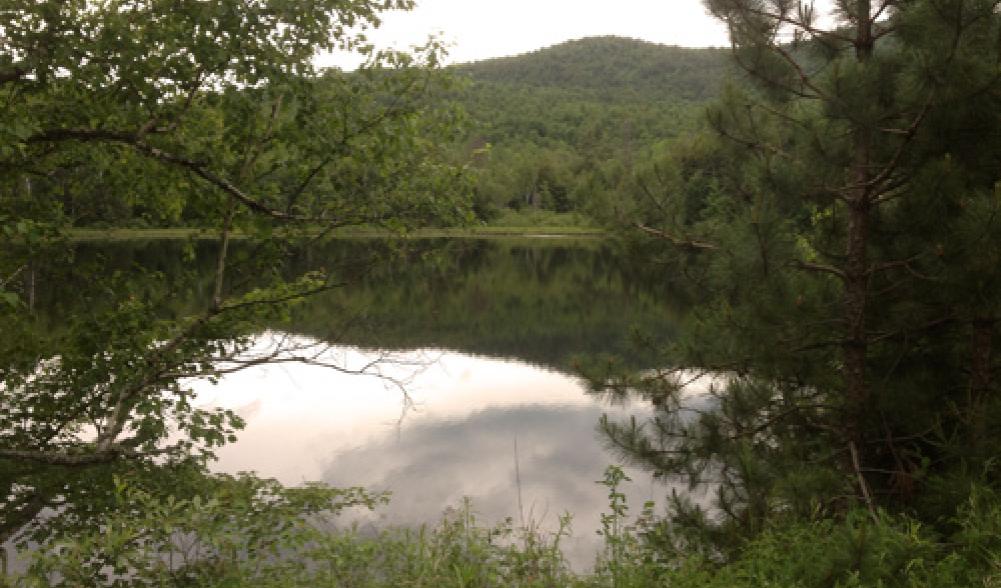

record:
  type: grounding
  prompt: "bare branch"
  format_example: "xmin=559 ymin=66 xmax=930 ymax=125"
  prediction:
xmin=850 ymin=439 xmax=879 ymax=519
xmin=788 ymin=259 xmax=846 ymax=280
xmin=737 ymin=4 xmax=855 ymax=44
xmin=769 ymin=40 xmax=834 ymax=103
xmin=0 ymin=265 xmax=25 ymax=289
xmin=866 ymin=94 xmax=934 ymax=195
xmin=634 ymin=223 xmax=719 ymax=252
xmin=868 ymin=255 xmax=938 ymax=280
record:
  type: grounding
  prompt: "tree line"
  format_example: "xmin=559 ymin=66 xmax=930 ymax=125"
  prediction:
xmin=11 ymin=35 xmax=730 ymax=228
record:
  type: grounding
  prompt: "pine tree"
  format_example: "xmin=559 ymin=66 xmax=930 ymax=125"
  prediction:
xmin=592 ymin=0 xmax=1001 ymax=553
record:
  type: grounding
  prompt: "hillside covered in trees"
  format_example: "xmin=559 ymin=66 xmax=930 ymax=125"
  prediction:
xmin=31 ymin=36 xmax=729 ymax=228
xmin=456 ymin=36 xmax=727 ymax=101
xmin=453 ymin=36 xmax=730 ymax=218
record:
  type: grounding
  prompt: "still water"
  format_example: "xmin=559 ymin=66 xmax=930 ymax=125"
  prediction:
xmin=65 ymin=237 xmax=686 ymax=567
xmin=195 ymin=344 xmax=658 ymax=566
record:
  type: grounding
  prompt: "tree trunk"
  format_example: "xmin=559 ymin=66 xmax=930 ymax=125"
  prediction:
xmin=843 ymin=0 xmax=875 ymax=508
xmin=969 ymin=317 xmax=995 ymax=450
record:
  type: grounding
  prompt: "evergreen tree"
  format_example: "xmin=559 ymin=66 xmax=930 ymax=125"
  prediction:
xmin=592 ymin=0 xmax=1001 ymax=554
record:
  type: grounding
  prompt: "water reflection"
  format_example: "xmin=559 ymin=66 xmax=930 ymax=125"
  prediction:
xmin=32 ymin=237 xmax=686 ymax=568
xmin=51 ymin=238 xmax=683 ymax=371
xmin=197 ymin=346 xmax=658 ymax=568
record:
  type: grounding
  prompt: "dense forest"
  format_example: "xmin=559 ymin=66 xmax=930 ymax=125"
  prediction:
xmin=454 ymin=37 xmax=730 ymax=219
xmin=25 ymin=35 xmax=729 ymax=228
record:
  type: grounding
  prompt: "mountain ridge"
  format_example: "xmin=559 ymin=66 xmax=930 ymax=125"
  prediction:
xmin=447 ymin=36 xmax=732 ymax=218
xmin=453 ymin=36 xmax=731 ymax=102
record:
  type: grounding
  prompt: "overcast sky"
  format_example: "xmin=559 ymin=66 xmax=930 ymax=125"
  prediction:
xmin=320 ymin=0 xmax=734 ymax=69
xmin=320 ymin=0 xmax=842 ymax=69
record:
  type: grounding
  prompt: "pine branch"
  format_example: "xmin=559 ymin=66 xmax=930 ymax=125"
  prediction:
xmin=712 ymin=121 xmax=793 ymax=160
xmin=730 ymin=47 xmax=823 ymax=102
xmin=866 ymin=94 xmax=934 ymax=196
xmin=769 ymin=40 xmax=834 ymax=103
xmin=868 ymin=256 xmax=938 ymax=281
xmin=868 ymin=315 xmax=956 ymax=344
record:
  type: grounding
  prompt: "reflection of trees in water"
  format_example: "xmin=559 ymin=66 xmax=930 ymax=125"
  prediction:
xmin=38 ymin=238 xmax=683 ymax=371
xmin=295 ymin=238 xmax=683 ymax=371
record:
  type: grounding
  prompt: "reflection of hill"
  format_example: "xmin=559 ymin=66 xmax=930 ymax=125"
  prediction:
xmin=45 ymin=238 xmax=682 ymax=372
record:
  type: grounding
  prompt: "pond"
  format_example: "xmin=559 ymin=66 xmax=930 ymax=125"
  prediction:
xmin=43 ymin=237 xmax=689 ymax=568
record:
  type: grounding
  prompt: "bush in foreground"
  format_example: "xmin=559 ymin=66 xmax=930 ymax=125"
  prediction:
xmin=9 ymin=468 xmax=1001 ymax=587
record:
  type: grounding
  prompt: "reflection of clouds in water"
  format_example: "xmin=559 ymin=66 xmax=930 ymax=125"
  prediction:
xmin=200 ymin=347 xmax=715 ymax=569
xmin=322 ymin=404 xmax=669 ymax=569
xmin=205 ymin=349 xmax=597 ymax=481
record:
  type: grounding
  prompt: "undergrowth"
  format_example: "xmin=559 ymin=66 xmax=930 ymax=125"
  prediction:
xmin=10 ymin=467 xmax=1001 ymax=587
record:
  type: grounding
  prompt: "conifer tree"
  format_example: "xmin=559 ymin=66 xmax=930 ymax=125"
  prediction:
xmin=593 ymin=0 xmax=1001 ymax=552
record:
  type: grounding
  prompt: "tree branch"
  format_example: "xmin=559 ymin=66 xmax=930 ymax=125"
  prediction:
xmin=737 ymin=5 xmax=855 ymax=44
xmin=788 ymin=259 xmax=846 ymax=280
xmin=634 ymin=223 xmax=719 ymax=251
xmin=28 ymin=128 xmax=309 ymax=220
xmin=0 ymin=445 xmax=147 ymax=467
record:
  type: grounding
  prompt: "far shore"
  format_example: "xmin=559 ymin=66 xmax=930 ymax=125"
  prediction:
xmin=66 ymin=225 xmax=607 ymax=241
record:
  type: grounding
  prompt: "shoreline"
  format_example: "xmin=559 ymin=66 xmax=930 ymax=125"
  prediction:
xmin=67 ymin=226 xmax=607 ymax=241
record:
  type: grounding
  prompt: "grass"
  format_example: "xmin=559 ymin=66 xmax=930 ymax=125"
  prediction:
xmin=67 ymin=227 xmax=228 ymax=241
xmin=486 ymin=209 xmax=597 ymax=229
xmin=17 ymin=468 xmax=657 ymax=588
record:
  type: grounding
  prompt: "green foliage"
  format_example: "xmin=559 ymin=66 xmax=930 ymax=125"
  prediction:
xmin=4 ymin=32 xmax=729 ymax=226
xmin=675 ymin=491 xmax=1001 ymax=588
xmin=1 ymin=0 xmax=471 ymax=229
xmin=447 ymin=37 xmax=729 ymax=220
xmin=17 ymin=486 xmax=576 ymax=587
xmin=0 ymin=0 xmax=471 ymax=566
xmin=487 ymin=209 xmax=595 ymax=229
xmin=586 ymin=0 xmax=1001 ymax=574
xmin=304 ymin=500 xmax=576 ymax=588
xmin=22 ymin=472 xmax=386 ymax=587
xmin=15 ymin=468 xmax=1001 ymax=587
xmin=455 ymin=37 xmax=729 ymax=102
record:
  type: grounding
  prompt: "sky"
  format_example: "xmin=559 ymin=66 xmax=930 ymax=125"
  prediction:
xmin=319 ymin=0 xmax=733 ymax=69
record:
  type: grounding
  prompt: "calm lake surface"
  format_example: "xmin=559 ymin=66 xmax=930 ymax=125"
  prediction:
xmin=55 ymin=237 xmax=687 ymax=567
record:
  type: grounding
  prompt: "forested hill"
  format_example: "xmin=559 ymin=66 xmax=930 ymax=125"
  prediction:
xmin=454 ymin=36 xmax=730 ymax=102
xmin=42 ymin=36 xmax=735 ymax=227
xmin=450 ymin=37 xmax=731 ymax=219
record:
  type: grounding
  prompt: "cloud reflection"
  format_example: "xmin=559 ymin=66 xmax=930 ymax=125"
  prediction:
xmin=201 ymin=347 xmax=694 ymax=569
xmin=322 ymin=403 xmax=665 ymax=569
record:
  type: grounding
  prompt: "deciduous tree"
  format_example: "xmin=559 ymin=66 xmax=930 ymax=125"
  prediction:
xmin=0 ymin=0 xmax=470 ymax=554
